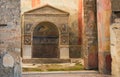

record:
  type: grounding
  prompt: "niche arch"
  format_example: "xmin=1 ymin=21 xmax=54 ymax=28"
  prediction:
xmin=32 ymin=21 xmax=59 ymax=58
xmin=22 ymin=4 xmax=69 ymax=59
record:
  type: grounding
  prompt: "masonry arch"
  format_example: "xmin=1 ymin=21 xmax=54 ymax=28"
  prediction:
xmin=22 ymin=4 xmax=69 ymax=61
xmin=32 ymin=21 xmax=59 ymax=58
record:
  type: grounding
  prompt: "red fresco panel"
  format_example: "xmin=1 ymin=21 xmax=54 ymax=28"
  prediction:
xmin=97 ymin=0 xmax=111 ymax=74
xmin=32 ymin=0 xmax=40 ymax=8
xmin=78 ymin=0 xmax=83 ymax=45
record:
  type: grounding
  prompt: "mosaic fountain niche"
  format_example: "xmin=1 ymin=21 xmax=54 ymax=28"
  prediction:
xmin=22 ymin=5 xmax=70 ymax=61
xmin=32 ymin=22 xmax=59 ymax=58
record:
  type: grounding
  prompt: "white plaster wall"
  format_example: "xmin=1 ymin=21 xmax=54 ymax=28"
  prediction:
xmin=111 ymin=21 xmax=120 ymax=77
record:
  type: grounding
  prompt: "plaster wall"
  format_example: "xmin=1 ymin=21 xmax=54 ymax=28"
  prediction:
xmin=97 ymin=0 xmax=112 ymax=74
xmin=0 ymin=0 xmax=21 ymax=77
xmin=110 ymin=0 xmax=120 ymax=76
xmin=111 ymin=21 xmax=120 ymax=77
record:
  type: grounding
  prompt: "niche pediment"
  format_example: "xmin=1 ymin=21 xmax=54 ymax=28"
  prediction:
xmin=24 ymin=4 xmax=69 ymax=15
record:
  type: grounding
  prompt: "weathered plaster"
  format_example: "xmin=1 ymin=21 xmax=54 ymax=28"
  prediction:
xmin=0 ymin=0 xmax=21 ymax=77
xmin=97 ymin=0 xmax=111 ymax=74
xmin=83 ymin=0 xmax=98 ymax=70
xmin=111 ymin=19 xmax=120 ymax=77
xmin=32 ymin=0 xmax=40 ymax=8
xmin=3 ymin=54 xmax=14 ymax=68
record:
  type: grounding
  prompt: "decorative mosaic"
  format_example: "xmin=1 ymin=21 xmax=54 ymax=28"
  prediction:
xmin=60 ymin=34 xmax=69 ymax=45
xmin=24 ymin=35 xmax=31 ymax=45
xmin=24 ymin=23 xmax=33 ymax=34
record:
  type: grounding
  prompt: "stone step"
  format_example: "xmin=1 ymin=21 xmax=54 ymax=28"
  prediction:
xmin=22 ymin=58 xmax=71 ymax=64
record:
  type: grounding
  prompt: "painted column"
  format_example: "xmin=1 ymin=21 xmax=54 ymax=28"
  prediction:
xmin=32 ymin=0 xmax=40 ymax=8
xmin=97 ymin=0 xmax=112 ymax=74
xmin=83 ymin=0 xmax=98 ymax=69
xmin=78 ymin=0 xmax=83 ymax=45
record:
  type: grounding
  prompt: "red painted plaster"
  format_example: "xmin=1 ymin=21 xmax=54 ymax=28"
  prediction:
xmin=97 ymin=0 xmax=111 ymax=74
xmin=97 ymin=0 xmax=111 ymax=51
xmin=106 ymin=55 xmax=112 ymax=71
xmin=78 ymin=0 xmax=83 ymax=45
xmin=32 ymin=0 xmax=40 ymax=8
xmin=88 ymin=53 xmax=98 ymax=69
xmin=100 ymin=0 xmax=111 ymax=10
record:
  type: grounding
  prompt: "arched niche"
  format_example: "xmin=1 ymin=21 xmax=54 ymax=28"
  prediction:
xmin=32 ymin=22 xmax=59 ymax=58
xmin=22 ymin=4 xmax=69 ymax=59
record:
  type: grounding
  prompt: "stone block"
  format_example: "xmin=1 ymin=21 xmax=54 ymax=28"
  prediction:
xmin=23 ymin=45 xmax=32 ymax=59
xmin=3 ymin=54 xmax=14 ymax=68
xmin=111 ymin=24 xmax=120 ymax=77
xmin=60 ymin=46 xmax=69 ymax=59
xmin=0 ymin=0 xmax=21 ymax=77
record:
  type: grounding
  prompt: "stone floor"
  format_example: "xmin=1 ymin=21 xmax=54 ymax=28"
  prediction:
xmin=22 ymin=71 xmax=111 ymax=77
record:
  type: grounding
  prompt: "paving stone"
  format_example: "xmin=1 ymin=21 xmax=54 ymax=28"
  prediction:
xmin=3 ymin=54 xmax=14 ymax=67
xmin=22 ymin=72 xmax=111 ymax=77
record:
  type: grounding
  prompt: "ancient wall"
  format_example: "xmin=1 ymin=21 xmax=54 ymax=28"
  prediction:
xmin=83 ymin=0 xmax=98 ymax=69
xmin=0 ymin=0 xmax=120 ymax=76
xmin=110 ymin=19 xmax=120 ymax=77
xmin=32 ymin=0 xmax=40 ymax=8
xmin=0 ymin=0 xmax=21 ymax=77
xmin=111 ymin=0 xmax=120 ymax=22
xmin=21 ymin=0 xmax=82 ymax=58
xmin=111 ymin=0 xmax=120 ymax=11
xmin=21 ymin=0 xmax=32 ymax=14
xmin=97 ymin=0 xmax=112 ymax=74
xmin=110 ymin=0 xmax=120 ymax=77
